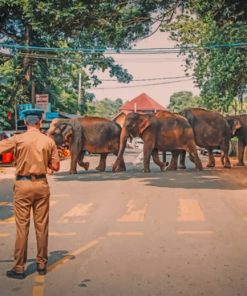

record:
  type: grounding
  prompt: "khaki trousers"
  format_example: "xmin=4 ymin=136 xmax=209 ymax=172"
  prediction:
xmin=13 ymin=179 xmax=50 ymax=273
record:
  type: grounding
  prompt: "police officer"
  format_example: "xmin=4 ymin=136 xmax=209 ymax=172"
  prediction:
xmin=0 ymin=109 xmax=60 ymax=279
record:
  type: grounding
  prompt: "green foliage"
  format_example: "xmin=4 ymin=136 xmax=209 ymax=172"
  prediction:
xmin=86 ymin=98 xmax=123 ymax=119
xmin=163 ymin=0 xmax=247 ymax=113
xmin=0 ymin=0 xmax=178 ymax=126
xmin=167 ymin=91 xmax=203 ymax=112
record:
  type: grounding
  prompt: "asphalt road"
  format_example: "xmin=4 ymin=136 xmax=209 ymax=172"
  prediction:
xmin=0 ymin=151 xmax=247 ymax=296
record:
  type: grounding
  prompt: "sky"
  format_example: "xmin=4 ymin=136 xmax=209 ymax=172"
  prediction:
xmin=90 ymin=31 xmax=200 ymax=108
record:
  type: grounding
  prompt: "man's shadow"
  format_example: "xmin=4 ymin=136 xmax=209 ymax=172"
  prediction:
xmin=25 ymin=250 xmax=70 ymax=276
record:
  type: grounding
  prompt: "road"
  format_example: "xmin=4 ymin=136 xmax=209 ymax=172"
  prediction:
xmin=0 ymin=151 xmax=247 ymax=296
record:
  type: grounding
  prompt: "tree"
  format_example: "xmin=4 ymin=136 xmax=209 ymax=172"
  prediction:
xmin=86 ymin=98 xmax=123 ymax=119
xmin=0 ymin=0 xmax=180 ymax=126
xmin=163 ymin=0 xmax=247 ymax=113
xmin=167 ymin=91 xmax=203 ymax=112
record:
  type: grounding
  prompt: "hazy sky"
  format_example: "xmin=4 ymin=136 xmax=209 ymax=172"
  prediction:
xmin=90 ymin=31 xmax=200 ymax=108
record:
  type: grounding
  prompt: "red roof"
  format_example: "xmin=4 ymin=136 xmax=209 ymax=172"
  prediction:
xmin=120 ymin=93 xmax=165 ymax=112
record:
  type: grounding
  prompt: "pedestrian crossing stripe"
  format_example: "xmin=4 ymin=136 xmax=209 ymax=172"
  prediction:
xmin=0 ymin=216 xmax=15 ymax=224
xmin=177 ymin=199 xmax=206 ymax=221
xmin=0 ymin=232 xmax=10 ymax=237
xmin=0 ymin=201 xmax=12 ymax=206
xmin=117 ymin=200 xmax=148 ymax=222
xmin=58 ymin=203 xmax=94 ymax=223
xmin=0 ymin=200 xmax=58 ymax=224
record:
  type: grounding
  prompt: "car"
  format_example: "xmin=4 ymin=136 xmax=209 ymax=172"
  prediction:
xmin=134 ymin=138 xmax=144 ymax=149
xmin=200 ymin=147 xmax=222 ymax=156
xmin=0 ymin=131 xmax=9 ymax=140
xmin=0 ymin=131 xmax=15 ymax=164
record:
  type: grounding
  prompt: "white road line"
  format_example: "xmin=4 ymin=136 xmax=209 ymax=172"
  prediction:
xmin=176 ymin=230 xmax=213 ymax=235
xmin=117 ymin=200 xmax=148 ymax=222
xmin=177 ymin=199 xmax=206 ymax=221
xmin=49 ymin=232 xmax=76 ymax=236
xmin=58 ymin=203 xmax=94 ymax=223
xmin=107 ymin=232 xmax=144 ymax=236
xmin=0 ymin=200 xmax=57 ymax=224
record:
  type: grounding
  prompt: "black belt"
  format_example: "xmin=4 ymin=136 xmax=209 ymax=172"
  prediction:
xmin=16 ymin=175 xmax=46 ymax=181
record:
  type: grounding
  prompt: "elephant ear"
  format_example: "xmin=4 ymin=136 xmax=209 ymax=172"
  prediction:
xmin=61 ymin=123 xmax=73 ymax=143
xmin=227 ymin=118 xmax=242 ymax=135
xmin=139 ymin=116 xmax=151 ymax=135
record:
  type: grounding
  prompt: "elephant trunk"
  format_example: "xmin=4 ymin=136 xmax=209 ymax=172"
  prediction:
xmin=113 ymin=126 xmax=128 ymax=172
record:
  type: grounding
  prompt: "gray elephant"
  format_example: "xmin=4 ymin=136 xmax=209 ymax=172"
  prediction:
xmin=48 ymin=117 xmax=126 ymax=174
xmin=226 ymin=114 xmax=247 ymax=166
xmin=113 ymin=111 xmax=202 ymax=173
xmin=179 ymin=108 xmax=240 ymax=169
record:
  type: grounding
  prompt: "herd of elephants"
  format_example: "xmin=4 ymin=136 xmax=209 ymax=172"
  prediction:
xmin=47 ymin=108 xmax=247 ymax=174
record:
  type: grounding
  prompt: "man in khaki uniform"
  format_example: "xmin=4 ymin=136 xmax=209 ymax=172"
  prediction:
xmin=0 ymin=109 xmax=60 ymax=279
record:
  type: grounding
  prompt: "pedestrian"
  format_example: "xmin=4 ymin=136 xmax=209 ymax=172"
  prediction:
xmin=0 ymin=109 xmax=60 ymax=279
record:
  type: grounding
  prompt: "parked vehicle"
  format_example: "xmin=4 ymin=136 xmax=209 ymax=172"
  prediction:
xmin=200 ymin=148 xmax=222 ymax=156
xmin=0 ymin=131 xmax=14 ymax=164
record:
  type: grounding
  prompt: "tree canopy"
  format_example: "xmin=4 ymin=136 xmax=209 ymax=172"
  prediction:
xmin=1 ymin=0 xmax=247 ymax=130
xmin=167 ymin=91 xmax=203 ymax=112
xmin=86 ymin=98 xmax=123 ymax=119
xmin=163 ymin=0 xmax=247 ymax=113
xmin=0 ymin=0 xmax=178 ymax=129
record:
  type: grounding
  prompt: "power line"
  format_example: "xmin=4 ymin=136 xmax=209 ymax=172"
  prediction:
xmin=1 ymin=42 xmax=247 ymax=54
xmin=91 ymin=78 xmax=193 ymax=89
xmin=101 ymin=75 xmax=191 ymax=82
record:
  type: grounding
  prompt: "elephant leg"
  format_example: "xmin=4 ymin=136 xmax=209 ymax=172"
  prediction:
xmin=166 ymin=151 xmax=179 ymax=170
xmin=69 ymin=152 xmax=79 ymax=174
xmin=179 ymin=150 xmax=186 ymax=169
xmin=221 ymin=142 xmax=231 ymax=168
xmin=236 ymin=140 xmax=245 ymax=166
xmin=112 ymin=151 xmax=126 ymax=172
xmin=96 ymin=153 xmax=107 ymax=171
xmin=207 ymin=149 xmax=215 ymax=168
xmin=77 ymin=151 xmax=89 ymax=170
xmin=119 ymin=158 xmax=126 ymax=171
xmin=113 ymin=156 xmax=125 ymax=172
xmin=142 ymin=144 xmax=153 ymax=173
xmin=187 ymin=145 xmax=203 ymax=171
xmin=152 ymin=149 xmax=166 ymax=172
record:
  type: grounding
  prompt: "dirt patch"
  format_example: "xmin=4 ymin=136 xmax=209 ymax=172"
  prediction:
xmin=213 ymin=157 xmax=247 ymax=188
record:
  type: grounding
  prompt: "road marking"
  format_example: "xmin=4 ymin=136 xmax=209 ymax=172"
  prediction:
xmin=32 ymin=285 xmax=44 ymax=296
xmin=49 ymin=232 xmax=76 ymax=237
xmin=50 ymin=194 xmax=70 ymax=198
xmin=107 ymin=232 xmax=144 ymax=236
xmin=48 ymin=238 xmax=102 ymax=272
xmin=32 ymin=237 xmax=103 ymax=296
xmin=0 ymin=232 xmax=10 ymax=237
xmin=0 ymin=201 xmax=12 ymax=206
xmin=177 ymin=199 xmax=206 ymax=221
xmin=58 ymin=203 xmax=94 ymax=223
xmin=0 ymin=200 xmax=57 ymax=224
xmin=117 ymin=200 xmax=148 ymax=222
xmin=176 ymin=230 xmax=213 ymax=235
xmin=0 ymin=215 xmax=15 ymax=224
xmin=50 ymin=200 xmax=58 ymax=207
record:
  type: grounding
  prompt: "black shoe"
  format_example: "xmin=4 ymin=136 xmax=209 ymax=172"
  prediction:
xmin=37 ymin=266 xmax=47 ymax=275
xmin=6 ymin=269 xmax=25 ymax=280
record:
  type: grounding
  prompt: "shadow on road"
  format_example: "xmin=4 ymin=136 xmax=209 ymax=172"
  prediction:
xmin=53 ymin=161 xmax=247 ymax=191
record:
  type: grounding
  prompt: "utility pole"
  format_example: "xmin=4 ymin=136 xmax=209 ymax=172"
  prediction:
xmin=30 ymin=60 xmax=36 ymax=108
xmin=78 ymin=72 xmax=82 ymax=114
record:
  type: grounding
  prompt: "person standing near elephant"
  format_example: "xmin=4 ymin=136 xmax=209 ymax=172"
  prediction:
xmin=0 ymin=109 xmax=60 ymax=279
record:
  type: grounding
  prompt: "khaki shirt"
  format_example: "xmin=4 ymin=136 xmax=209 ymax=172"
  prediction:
xmin=0 ymin=129 xmax=59 ymax=176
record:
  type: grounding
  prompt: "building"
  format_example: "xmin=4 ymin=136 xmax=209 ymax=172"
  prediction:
xmin=113 ymin=93 xmax=166 ymax=126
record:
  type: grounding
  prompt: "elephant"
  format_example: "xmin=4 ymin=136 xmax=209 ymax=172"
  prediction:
xmin=112 ymin=111 xmax=202 ymax=173
xmin=178 ymin=108 xmax=240 ymax=169
xmin=226 ymin=114 xmax=247 ymax=166
xmin=48 ymin=117 xmax=126 ymax=174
